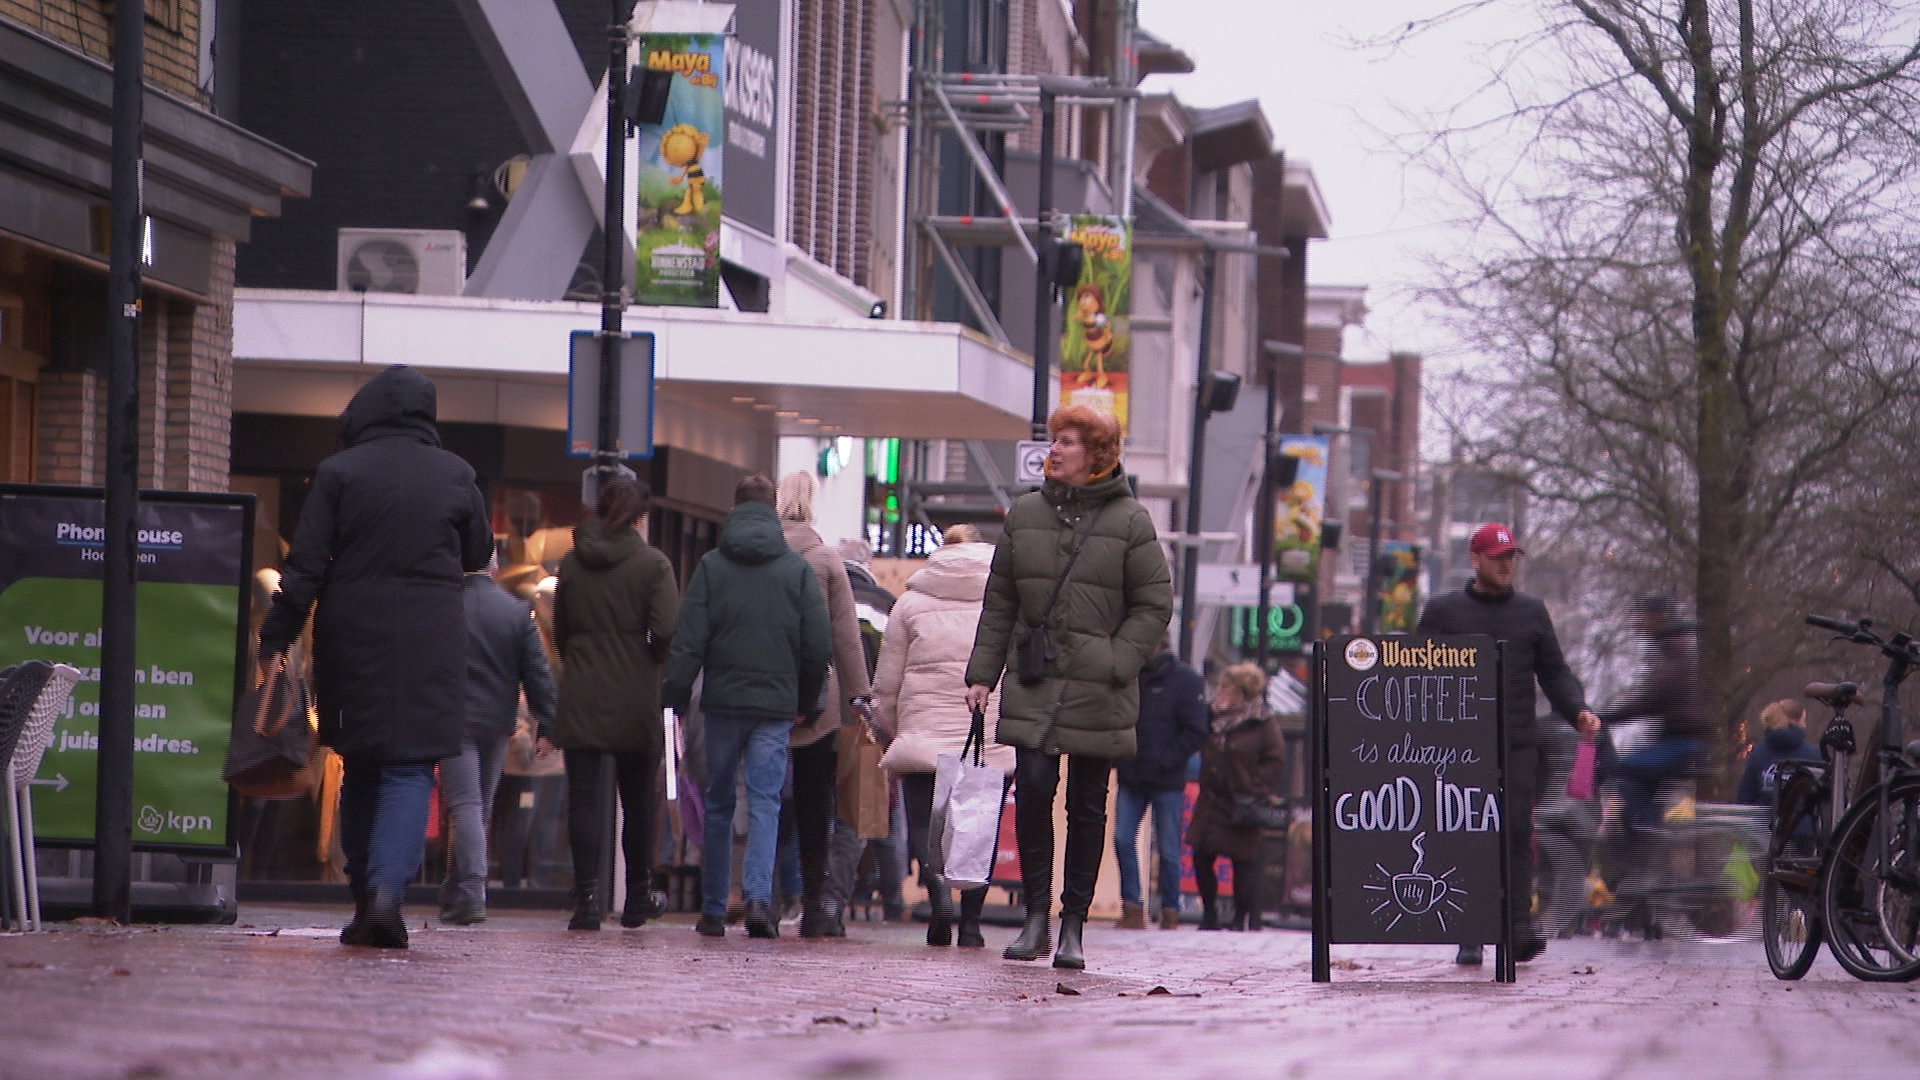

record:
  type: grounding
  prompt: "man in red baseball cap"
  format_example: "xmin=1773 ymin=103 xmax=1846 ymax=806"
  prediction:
xmin=1417 ymin=523 xmax=1600 ymax=968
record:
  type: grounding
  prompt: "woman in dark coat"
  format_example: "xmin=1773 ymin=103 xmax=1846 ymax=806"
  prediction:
xmin=1186 ymin=662 xmax=1286 ymax=932
xmin=964 ymin=404 xmax=1174 ymax=970
xmin=547 ymin=479 xmax=680 ymax=930
xmin=259 ymin=365 xmax=494 ymax=949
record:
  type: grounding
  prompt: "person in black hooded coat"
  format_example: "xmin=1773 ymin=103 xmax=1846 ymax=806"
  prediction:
xmin=259 ymin=365 xmax=493 ymax=948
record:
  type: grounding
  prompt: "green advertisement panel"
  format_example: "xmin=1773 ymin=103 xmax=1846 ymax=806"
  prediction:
xmin=0 ymin=487 xmax=251 ymax=854
xmin=632 ymin=32 xmax=727 ymax=307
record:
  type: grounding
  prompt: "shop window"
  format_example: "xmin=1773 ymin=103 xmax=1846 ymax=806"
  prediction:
xmin=0 ymin=294 xmax=38 ymax=483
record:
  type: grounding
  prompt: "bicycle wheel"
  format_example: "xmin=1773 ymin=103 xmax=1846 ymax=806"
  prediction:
xmin=1822 ymin=777 xmax=1920 ymax=982
xmin=1763 ymin=861 xmax=1822 ymax=979
xmin=1654 ymin=823 xmax=1764 ymax=944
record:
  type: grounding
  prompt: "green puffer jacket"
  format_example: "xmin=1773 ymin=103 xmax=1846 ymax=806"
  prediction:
xmin=551 ymin=518 xmax=680 ymax=755
xmin=964 ymin=469 xmax=1173 ymax=758
xmin=663 ymin=501 xmax=832 ymax=722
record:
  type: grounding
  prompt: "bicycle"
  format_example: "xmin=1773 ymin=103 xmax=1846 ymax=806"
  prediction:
xmin=1791 ymin=615 xmax=1920 ymax=981
xmin=1758 ymin=681 xmax=1856 ymax=979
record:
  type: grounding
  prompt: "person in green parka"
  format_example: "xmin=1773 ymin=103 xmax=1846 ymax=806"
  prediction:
xmin=549 ymin=479 xmax=680 ymax=932
xmin=965 ymin=404 xmax=1173 ymax=970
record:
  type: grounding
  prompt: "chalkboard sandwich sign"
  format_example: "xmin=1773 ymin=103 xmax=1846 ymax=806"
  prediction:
xmin=1310 ymin=634 xmax=1513 ymax=982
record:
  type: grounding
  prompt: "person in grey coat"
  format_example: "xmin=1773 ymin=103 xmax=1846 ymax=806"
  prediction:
xmin=438 ymin=553 xmax=557 ymax=926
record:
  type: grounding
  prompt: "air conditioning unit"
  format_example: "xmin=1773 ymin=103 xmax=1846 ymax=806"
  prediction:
xmin=336 ymin=228 xmax=467 ymax=296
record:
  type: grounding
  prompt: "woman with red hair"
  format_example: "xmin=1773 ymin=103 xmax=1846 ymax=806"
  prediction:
xmin=964 ymin=404 xmax=1173 ymax=969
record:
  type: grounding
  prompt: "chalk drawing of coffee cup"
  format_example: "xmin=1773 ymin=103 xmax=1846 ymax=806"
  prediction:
xmin=1391 ymin=871 xmax=1447 ymax=914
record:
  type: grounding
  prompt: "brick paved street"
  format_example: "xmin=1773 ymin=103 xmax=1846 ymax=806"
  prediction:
xmin=2 ymin=903 xmax=1916 ymax=1079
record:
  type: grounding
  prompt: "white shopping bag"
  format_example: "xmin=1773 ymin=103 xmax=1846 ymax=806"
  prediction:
xmin=933 ymin=708 xmax=1002 ymax=890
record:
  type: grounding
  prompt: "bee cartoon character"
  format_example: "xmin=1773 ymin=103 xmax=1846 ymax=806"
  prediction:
xmin=659 ymin=124 xmax=710 ymax=216
xmin=1071 ymin=283 xmax=1114 ymax=388
xmin=1281 ymin=479 xmax=1321 ymax=544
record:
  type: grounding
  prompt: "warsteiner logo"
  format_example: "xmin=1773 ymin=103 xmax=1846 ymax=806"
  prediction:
xmin=1345 ymin=637 xmax=1380 ymax=672
xmin=138 ymin=804 xmax=214 ymax=835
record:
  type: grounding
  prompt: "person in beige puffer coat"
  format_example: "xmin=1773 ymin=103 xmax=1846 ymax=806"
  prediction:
xmin=874 ymin=526 xmax=1015 ymax=948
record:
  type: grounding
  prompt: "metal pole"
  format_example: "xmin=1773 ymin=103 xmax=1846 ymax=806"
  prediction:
xmin=599 ymin=2 xmax=628 ymax=471
xmin=1255 ymin=348 xmax=1280 ymax=672
xmin=1178 ymin=249 xmax=1218 ymax=666
xmin=94 ymin=0 xmax=144 ymax=924
xmin=1361 ymin=472 xmax=1386 ymax=637
xmin=1030 ymin=89 xmax=1056 ymax=439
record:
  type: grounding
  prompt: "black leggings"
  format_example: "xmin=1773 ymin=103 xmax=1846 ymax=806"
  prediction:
xmin=1014 ymin=748 xmax=1111 ymax=919
xmin=778 ymin=737 xmax=838 ymax=899
xmin=1192 ymin=850 xmax=1259 ymax=916
xmin=563 ymin=748 xmax=658 ymax=898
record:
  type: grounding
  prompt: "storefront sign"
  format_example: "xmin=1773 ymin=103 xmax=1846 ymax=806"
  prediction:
xmin=1274 ymin=435 xmax=1329 ymax=583
xmin=0 ymin=486 xmax=251 ymax=855
xmin=721 ymin=0 xmax=783 ymax=239
xmin=633 ymin=31 xmax=728 ymax=307
xmin=1057 ymin=215 xmax=1132 ymax=433
xmin=1312 ymin=634 xmax=1510 ymax=981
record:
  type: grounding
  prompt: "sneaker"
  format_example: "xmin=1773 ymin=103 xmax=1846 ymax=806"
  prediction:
xmin=744 ymin=899 xmax=781 ymax=939
xmin=1455 ymin=943 xmax=1484 ymax=966
xmin=695 ymin=913 xmax=727 ymax=938
xmin=1515 ymin=934 xmax=1548 ymax=963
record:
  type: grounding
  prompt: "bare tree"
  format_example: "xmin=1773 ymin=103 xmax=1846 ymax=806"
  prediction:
xmin=1409 ymin=1 xmax=1920 ymax=762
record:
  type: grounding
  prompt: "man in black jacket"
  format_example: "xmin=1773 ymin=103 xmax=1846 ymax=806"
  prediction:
xmin=1112 ymin=643 xmax=1209 ymax=929
xmin=259 ymin=365 xmax=494 ymax=949
xmin=1415 ymin=523 xmax=1599 ymax=965
xmin=664 ymin=476 xmax=832 ymax=939
xmin=437 ymin=556 xmax=558 ymax=926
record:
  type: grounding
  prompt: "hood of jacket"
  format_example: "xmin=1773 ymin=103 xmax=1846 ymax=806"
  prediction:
xmin=571 ymin=517 xmax=643 ymax=572
xmin=720 ymin=502 xmax=789 ymax=565
xmin=907 ymin=542 xmax=993 ymax=602
xmin=781 ymin=520 xmax=825 ymax=560
xmin=1764 ymin=725 xmax=1809 ymax=754
xmin=339 ymin=365 xmax=441 ymax=448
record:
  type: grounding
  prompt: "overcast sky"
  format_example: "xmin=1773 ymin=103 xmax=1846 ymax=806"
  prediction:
xmin=1135 ymin=0 xmax=1539 ymax=363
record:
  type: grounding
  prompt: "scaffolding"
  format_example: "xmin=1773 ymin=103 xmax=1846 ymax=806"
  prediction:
xmin=873 ymin=2 xmax=1140 ymax=553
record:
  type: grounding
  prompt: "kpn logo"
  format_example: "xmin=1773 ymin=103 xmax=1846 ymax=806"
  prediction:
xmin=138 ymin=804 xmax=214 ymax=835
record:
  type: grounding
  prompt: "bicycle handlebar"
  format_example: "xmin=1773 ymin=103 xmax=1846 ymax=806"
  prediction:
xmin=1806 ymin=614 xmax=1856 ymax=634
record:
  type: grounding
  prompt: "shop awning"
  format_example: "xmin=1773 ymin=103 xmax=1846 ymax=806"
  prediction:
xmin=232 ymin=289 xmax=1036 ymax=441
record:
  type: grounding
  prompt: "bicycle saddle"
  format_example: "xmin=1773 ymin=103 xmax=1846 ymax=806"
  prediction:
xmin=1805 ymin=681 xmax=1860 ymax=708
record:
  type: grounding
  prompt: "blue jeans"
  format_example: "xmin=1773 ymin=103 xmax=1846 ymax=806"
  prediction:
xmin=339 ymin=758 xmax=437 ymax=898
xmin=701 ymin=714 xmax=790 ymax=917
xmin=438 ymin=731 xmax=509 ymax=909
xmin=1616 ymin=738 xmax=1705 ymax=835
xmin=1113 ymin=782 xmax=1186 ymax=911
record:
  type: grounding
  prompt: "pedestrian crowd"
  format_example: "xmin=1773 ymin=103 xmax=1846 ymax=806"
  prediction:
xmin=254 ymin=364 xmax=1763 ymax=971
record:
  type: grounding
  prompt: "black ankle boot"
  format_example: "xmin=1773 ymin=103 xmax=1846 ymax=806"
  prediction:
xmin=340 ymin=888 xmax=373 ymax=946
xmin=1052 ymin=913 xmax=1086 ymax=970
xmin=926 ymin=876 xmax=954 ymax=947
xmin=1199 ymin=899 xmax=1221 ymax=930
xmin=569 ymin=885 xmax=602 ymax=931
xmin=363 ymin=889 xmax=408 ymax=949
xmin=956 ymin=888 xmax=986 ymax=948
xmin=1003 ymin=904 xmax=1052 ymax=960
xmin=621 ymin=888 xmax=665 ymax=928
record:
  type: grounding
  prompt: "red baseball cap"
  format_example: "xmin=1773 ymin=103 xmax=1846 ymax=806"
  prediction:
xmin=1470 ymin=523 xmax=1524 ymax=557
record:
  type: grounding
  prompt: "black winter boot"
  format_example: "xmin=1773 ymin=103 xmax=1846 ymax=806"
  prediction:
xmin=1052 ymin=913 xmax=1086 ymax=970
xmin=926 ymin=876 xmax=954 ymax=947
xmin=1004 ymin=903 xmax=1052 ymax=961
xmin=340 ymin=883 xmax=372 ymax=946
xmin=569 ymin=884 xmax=603 ymax=931
xmin=362 ymin=888 xmax=409 ymax=949
xmin=956 ymin=887 xmax=987 ymax=948
xmin=1199 ymin=898 xmax=1221 ymax=930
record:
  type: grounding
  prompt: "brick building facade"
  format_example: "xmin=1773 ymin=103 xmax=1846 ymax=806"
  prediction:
xmin=0 ymin=4 xmax=308 ymax=494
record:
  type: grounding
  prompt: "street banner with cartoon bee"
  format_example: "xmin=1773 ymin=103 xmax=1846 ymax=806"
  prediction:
xmin=632 ymin=32 xmax=726 ymax=307
xmin=1057 ymin=215 xmax=1133 ymax=433
xmin=1274 ymin=435 xmax=1331 ymax=583
xmin=1375 ymin=540 xmax=1421 ymax=633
